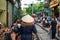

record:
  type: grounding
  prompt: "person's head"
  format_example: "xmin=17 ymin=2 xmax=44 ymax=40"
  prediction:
xmin=57 ymin=17 xmax=60 ymax=21
xmin=13 ymin=22 xmax=17 ymax=27
xmin=32 ymin=14 xmax=37 ymax=18
xmin=20 ymin=20 xmax=22 ymax=24
xmin=21 ymin=15 xmax=34 ymax=26
xmin=45 ymin=16 xmax=47 ymax=20
xmin=51 ymin=16 xmax=55 ymax=20
xmin=17 ymin=19 xmax=20 ymax=24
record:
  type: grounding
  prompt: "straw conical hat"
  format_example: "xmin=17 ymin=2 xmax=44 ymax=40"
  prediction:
xmin=50 ymin=0 xmax=58 ymax=8
xmin=21 ymin=15 xmax=34 ymax=23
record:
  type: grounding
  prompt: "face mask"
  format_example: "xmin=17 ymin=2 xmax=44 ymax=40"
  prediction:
xmin=17 ymin=24 xmax=21 ymax=28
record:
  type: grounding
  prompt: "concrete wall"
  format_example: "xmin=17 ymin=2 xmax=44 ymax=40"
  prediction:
xmin=0 ymin=0 xmax=6 ymax=25
xmin=8 ymin=1 xmax=13 ymax=27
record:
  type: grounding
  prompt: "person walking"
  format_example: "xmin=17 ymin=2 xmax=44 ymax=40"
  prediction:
xmin=32 ymin=14 xmax=38 ymax=24
xmin=48 ymin=17 xmax=57 ymax=40
xmin=17 ymin=19 xmax=21 ymax=28
xmin=20 ymin=15 xmax=39 ymax=40
xmin=56 ymin=17 xmax=60 ymax=37
xmin=11 ymin=22 xmax=20 ymax=40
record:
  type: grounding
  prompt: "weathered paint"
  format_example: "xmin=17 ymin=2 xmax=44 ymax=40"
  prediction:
xmin=0 ymin=0 xmax=6 ymax=25
xmin=7 ymin=1 xmax=13 ymax=27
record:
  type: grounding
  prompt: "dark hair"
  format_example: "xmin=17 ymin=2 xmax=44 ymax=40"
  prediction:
xmin=51 ymin=16 xmax=55 ymax=20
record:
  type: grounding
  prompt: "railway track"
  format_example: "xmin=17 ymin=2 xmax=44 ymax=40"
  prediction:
xmin=35 ymin=24 xmax=50 ymax=40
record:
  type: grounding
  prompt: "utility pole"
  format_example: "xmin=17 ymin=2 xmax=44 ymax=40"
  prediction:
xmin=32 ymin=4 xmax=33 ymax=14
xmin=6 ymin=0 xmax=8 ymax=27
xmin=31 ymin=2 xmax=34 ymax=14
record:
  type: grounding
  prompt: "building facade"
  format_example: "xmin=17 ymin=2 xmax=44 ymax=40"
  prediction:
xmin=0 ymin=0 xmax=6 ymax=26
xmin=0 ymin=0 xmax=14 ymax=27
xmin=6 ymin=0 xmax=14 ymax=27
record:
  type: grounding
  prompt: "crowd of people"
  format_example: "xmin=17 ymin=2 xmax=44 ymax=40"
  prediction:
xmin=39 ymin=15 xmax=60 ymax=40
xmin=9 ymin=14 xmax=60 ymax=40
xmin=0 ymin=14 xmax=60 ymax=40
xmin=0 ymin=15 xmax=39 ymax=40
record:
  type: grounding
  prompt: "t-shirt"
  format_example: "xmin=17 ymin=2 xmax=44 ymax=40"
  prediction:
xmin=12 ymin=26 xmax=20 ymax=33
xmin=20 ymin=25 xmax=37 ymax=35
xmin=51 ymin=20 xmax=57 ymax=31
xmin=17 ymin=24 xmax=21 ymax=28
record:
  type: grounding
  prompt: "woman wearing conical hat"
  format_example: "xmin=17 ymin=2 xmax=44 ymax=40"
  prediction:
xmin=20 ymin=15 xmax=39 ymax=40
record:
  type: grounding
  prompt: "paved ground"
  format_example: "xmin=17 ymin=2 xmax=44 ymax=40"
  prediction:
xmin=37 ymin=23 xmax=60 ymax=40
xmin=0 ymin=24 xmax=51 ymax=40
xmin=37 ymin=23 xmax=49 ymax=31
xmin=35 ymin=24 xmax=50 ymax=40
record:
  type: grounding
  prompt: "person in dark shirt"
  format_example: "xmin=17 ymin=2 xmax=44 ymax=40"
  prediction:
xmin=20 ymin=25 xmax=37 ymax=40
xmin=20 ymin=15 xmax=39 ymax=40
xmin=48 ymin=17 xmax=57 ymax=40
xmin=11 ymin=22 xmax=20 ymax=40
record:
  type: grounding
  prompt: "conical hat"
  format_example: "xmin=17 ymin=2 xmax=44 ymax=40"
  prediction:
xmin=21 ymin=15 xmax=34 ymax=23
xmin=50 ymin=0 xmax=58 ymax=8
